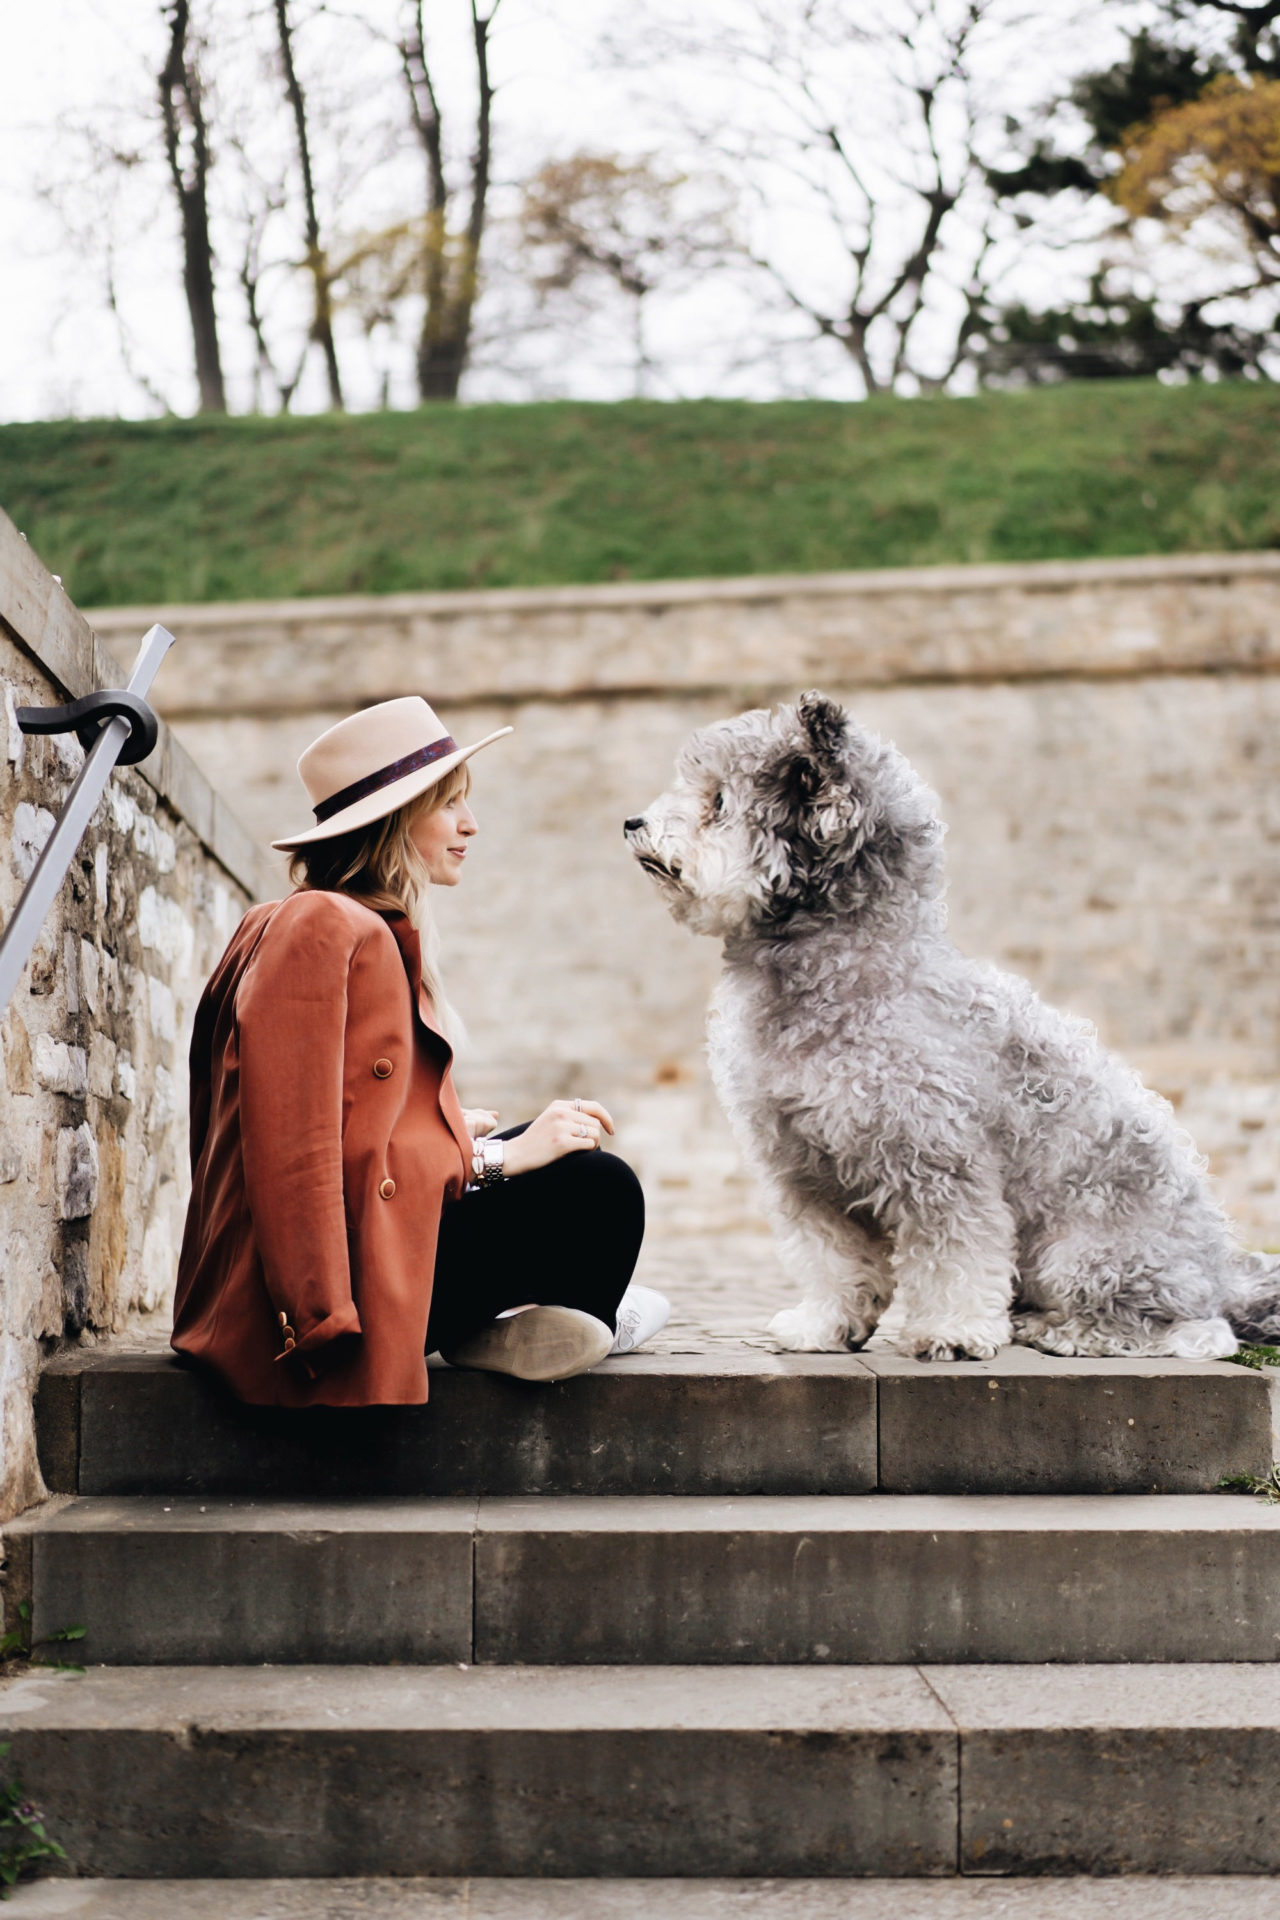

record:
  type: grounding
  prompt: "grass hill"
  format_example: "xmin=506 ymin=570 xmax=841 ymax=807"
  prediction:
xmin=2 ymin=383 xmax=1278 ymax=608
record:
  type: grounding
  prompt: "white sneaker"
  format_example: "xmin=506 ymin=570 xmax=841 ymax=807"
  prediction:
xmin=610 ymin=1284 xmax=671 ymax=1355
xmin=442 ymin=1306 xmax=614 ymax=1382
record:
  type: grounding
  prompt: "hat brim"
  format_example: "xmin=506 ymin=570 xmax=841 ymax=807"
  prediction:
xmin=270 ymin=727 xmax=513 ymax=851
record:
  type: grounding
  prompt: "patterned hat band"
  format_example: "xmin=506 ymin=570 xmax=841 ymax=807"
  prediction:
xmin=312 ymin=736 xmax=459 ymax=823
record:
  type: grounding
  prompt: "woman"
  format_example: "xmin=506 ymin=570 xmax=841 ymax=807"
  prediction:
xmin=172 ymin=695 xmax=667 ymax=1409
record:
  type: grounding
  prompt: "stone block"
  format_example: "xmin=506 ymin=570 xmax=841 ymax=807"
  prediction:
xmin=0 ymin=1664 xmax=957 ymax=1876
xmin=33 ymin=1370 xmax=80 ymax=1494
xmin=0 ymin=1130 xmax=21 ymax=1183
xmin=37 ymin=1347 xmax=1277 ymax=1501
xmin=58 ymin=1350 xmax=877 ymax=1499
xmin=55 ymin=1125 xmax=98 ymax=1220
xmin=30 ymin=1497 xmax=476 ymax=1664
xmin=1 ymin=1877 xmax=1278 ymax=1920
xmin=0 ymin=1009 xmax=33 ymax=1094
xmin=34 ymin=1036 xmax=87 ymax=1098
xmin=473 ymin=1492 xmax=1280 ymax=1666
xmin=87 ymin=1031 xmax=117 ymax=1101
xmin=868 ymin=1349 xmax=1274 ymax=1494
xmin=11 ymin=801 xmax=54 ymax=882
xmin=931 ymin=1663 xmax=1280 ymax=1875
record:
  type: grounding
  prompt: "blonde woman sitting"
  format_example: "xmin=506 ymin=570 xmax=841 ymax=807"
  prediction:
xmin=173 ymin=696 xmax=667 ymax=1407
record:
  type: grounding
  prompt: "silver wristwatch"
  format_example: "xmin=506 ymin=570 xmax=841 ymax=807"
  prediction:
xmin=472 ymin=1136 xmax=506 ymax=1188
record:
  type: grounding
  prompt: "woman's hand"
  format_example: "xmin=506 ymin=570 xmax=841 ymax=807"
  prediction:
xmin=502 ymin=1099 xmax=615 ymax=1177
xmin=464 ymin=1108 xmax=500 ymax=1139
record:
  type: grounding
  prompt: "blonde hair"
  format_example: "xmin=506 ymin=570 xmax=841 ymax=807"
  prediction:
xmin=288 ymin=764 xmax=470 ymax=1045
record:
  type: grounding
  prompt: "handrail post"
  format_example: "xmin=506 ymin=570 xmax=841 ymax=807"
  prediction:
xmin=0 ymin=624 xmax=175 ymax=1015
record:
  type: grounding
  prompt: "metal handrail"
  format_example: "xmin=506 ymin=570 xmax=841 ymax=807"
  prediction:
xmin=0 ymin=624 xmax=175 ymax=1015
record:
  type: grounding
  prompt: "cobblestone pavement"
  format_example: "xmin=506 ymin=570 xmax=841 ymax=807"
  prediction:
xmin=633 ymin=1228 xmax=788 ymax=1354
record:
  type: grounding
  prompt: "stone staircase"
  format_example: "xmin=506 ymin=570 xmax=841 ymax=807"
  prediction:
xmin=2 ymin=1342 xmax=1280 ymax=1912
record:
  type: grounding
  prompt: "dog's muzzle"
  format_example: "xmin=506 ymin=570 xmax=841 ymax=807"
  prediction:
xmin=624 ymin=817 xmax=682 ymax=884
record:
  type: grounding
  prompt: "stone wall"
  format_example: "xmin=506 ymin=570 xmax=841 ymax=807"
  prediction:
xmin=87 ymin=552 xmax=1280 ymax=1250
xmin=1 ymin=512 xmax=266 ymax=1520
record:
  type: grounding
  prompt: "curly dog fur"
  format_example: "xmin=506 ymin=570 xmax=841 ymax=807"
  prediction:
xmin=626 ymin=692 xmax=1280 ymax=1362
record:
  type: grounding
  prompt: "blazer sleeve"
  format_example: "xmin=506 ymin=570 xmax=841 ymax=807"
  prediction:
xmin=235 ymin=895 xmax=363 ymax=1359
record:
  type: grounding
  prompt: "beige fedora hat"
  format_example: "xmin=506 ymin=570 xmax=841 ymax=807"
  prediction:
xmin=271 ymin=696 xmax=512 ymax=851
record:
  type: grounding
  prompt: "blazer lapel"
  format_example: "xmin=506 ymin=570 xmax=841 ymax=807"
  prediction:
xmin=380 ymin=911 xmax=474 ymax=1167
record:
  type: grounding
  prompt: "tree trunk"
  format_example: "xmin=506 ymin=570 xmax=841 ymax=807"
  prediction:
xmin=158 ymin=0 xmax=226 ymax=414
xmin=417 ymin=327 xmax=469 ymax=399
xmin=273 ymin=0 xmax=344 ymax=411
xmin=403 ymin=1 xmax=499 ymax=403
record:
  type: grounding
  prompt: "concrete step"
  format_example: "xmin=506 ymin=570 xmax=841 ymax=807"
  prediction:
xmin=2 ymin=1662 xmax=1280 ymax=1877
xmin=35 ymin=1344 xmax=1278 ymax=1498
xmin=7 ymin=1877 xmax=1276 ymax=1917
xmin=11 ymin=1492 xmax=1280 ymax=1665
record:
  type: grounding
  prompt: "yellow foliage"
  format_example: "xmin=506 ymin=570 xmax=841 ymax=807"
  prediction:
xmin=1111 ymin=75 xmax=1280 ymax=266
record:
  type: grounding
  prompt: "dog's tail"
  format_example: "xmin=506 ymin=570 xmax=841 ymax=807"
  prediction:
xmin=1223 ymin=1250 xmax=1280 ymax=1345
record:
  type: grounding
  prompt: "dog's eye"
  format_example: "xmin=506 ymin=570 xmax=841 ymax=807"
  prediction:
xmin=712 ymin=791 xmax=725 ymax=817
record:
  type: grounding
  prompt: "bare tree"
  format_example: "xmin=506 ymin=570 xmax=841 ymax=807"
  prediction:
xmin=273 ymin=0 xmax=345 ymax=410
xmin=609 ymin=0 xmax=1036 ymax=395
xmin=518 ymin=153 xmax=734 ymax=396
xmin=158 ymin=0 xmax=226 ymax=412
xmin=397 ymin=0 xmax=503 ymax=401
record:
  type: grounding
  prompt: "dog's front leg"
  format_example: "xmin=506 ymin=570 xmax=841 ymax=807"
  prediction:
xmin=888 ymin=1168 xmax=1016 ymax=1362
xmin=763 ymin=1198 xmax=893 ymax=1353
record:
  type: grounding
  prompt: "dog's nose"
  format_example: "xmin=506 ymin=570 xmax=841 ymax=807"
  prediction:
xmin=624 ymin=816 xmax=645 ymax=835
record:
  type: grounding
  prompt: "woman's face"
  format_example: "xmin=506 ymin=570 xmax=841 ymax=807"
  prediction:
xmin=410 ymin=787 xmax=477 ymax=886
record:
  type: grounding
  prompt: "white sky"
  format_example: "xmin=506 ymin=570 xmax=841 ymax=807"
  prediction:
xmin=0 ymin=0 xmax=1165 ymax=420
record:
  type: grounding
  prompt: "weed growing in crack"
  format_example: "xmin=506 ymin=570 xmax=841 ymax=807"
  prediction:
xmin=0 ymin=1744 xmax=65 ymax=1896
xmin=1225 ymin=1343 xmax=1280 ymax=1372
xmin=1220 ymin=1464 xmax=1280 ymax=1503
xmin=0 ymin=1604 xmax=85 ymax=1674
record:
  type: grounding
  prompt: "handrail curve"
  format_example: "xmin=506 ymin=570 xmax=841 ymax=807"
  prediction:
xmin=0 ymin=624 xmax=175 ymax=1016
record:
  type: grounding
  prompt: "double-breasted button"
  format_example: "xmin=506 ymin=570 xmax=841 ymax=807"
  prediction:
xmin=379 ymin=1177 xmax=396 ymax=1199
xmin=373 ymin=1058 xmax=393 ymax=1078
xmin=282 ymin=1336 xmax=296 ymax=1353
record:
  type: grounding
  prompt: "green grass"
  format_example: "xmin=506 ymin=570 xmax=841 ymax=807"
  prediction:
xmin=2 ymin=383 xmax=1280 ymax=606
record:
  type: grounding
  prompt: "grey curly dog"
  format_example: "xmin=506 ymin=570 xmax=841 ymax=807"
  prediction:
xmin=626 ymin=691 xmax=1280 ymax=1362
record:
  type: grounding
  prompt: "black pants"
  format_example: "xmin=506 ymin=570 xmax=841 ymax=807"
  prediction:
xmin=426 ymin=1127 xmax=646 ymax=1355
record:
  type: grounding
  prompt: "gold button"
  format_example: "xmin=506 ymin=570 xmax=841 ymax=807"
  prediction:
xmin=278 ymin=1311 xmax=288 ymax=1327
xmin=282 ymin=1336 xmax=296 ymax=1353
xmin=379 ymin=1177 xmax=396 ymax=1199
xmin=373 ymin=1058 xmax=393 ymax=1078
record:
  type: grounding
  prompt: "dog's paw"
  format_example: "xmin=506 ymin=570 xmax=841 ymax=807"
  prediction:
xmin=767 ymin=1304 xmax=854 ymax=1353
xmin=1163 ymin=1317 xmax=1238 ymax=1361
xmin=905 ymin=1338 xmax=999 ymax=1363
xmin=894 ymin=1322 xmax=1009 ymax=1363
xmin=1011 ymin=1311 xmax=1077 ymax=1356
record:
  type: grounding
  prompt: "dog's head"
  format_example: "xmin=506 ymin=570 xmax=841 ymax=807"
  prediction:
xmin=625 ymin=691 xmax=942 ymax=940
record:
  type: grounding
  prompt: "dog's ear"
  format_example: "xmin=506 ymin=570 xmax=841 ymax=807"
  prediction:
xmin=777 ymin=694 xmax=857 ymax=859
xmin=783 ymin=692 xmax=849 ymax=811
xmin=796 ymin=691 xmax=846 ymax=768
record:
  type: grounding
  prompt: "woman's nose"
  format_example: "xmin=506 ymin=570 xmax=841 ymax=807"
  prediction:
xmin=624 ymin=816 xmax=646 ymax=834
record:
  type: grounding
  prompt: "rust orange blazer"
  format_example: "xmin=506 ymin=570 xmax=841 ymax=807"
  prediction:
xmin=172 ymin=889 xmax=472 ymax=1407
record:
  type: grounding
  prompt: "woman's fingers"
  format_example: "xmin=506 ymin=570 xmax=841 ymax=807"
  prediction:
xmin=504 ymin=1098 xmax=617 ymax=1175
xmin=553 ymin=1098 xmax=614 ymax=1135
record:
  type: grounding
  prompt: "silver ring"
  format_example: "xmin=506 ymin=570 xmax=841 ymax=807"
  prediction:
xmin=574 ymin=1098 xmax=583 ymax=1110
xmin=576 ymin=1124 xmax=588 ymax=1137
